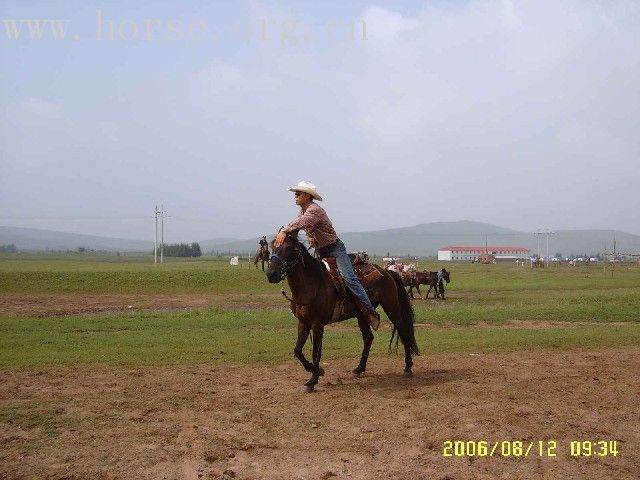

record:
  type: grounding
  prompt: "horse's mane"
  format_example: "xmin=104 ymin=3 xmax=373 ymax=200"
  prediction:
xmin=292 ymin=237 xmax=326 ymax=284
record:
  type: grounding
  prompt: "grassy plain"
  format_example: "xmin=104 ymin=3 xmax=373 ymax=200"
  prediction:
xmin=0 ymin=254 xmax=638 ymax=367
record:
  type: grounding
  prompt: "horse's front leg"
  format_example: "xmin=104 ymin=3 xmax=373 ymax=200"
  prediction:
xmin=407 ymin=285 xmax=414 ymax=298
xmin=353 ymin=316 xmax=373 ymax=376
xmin=439 ymin=282 xmax=446 ymax=299
xmin=415 ymin=283 xmax=422 ymax=299
xmin=425 ymin=284 xmax=433 ymax=298
xmin=293 ymin=321 xmax=314 ymax=374
xmin=304 ymin=321 xmax=325 ymax=393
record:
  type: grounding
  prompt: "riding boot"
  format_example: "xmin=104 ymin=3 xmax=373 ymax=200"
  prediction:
xmin=353 ymin=298 xmax=380 ymax=331
xmin=367 ymin=311 xmax=381 ymax=331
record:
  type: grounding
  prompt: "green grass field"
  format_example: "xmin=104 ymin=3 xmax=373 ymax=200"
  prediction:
xmin=1 ymin=254 xmax=638 ymax=368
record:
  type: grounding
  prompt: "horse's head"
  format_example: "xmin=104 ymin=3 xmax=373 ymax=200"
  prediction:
xmin=266 ymin=232 xmax=304 ymax=283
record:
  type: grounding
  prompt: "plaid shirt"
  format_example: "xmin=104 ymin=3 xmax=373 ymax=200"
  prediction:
xmin=283 ymin=202 xmax=338 ymax=249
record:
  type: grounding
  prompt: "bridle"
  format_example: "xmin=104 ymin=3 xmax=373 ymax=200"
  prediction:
xmin=269 ymin=248 xmax=304 ymax=282
xmin=270 ymin=241 xmax=320 ymax=306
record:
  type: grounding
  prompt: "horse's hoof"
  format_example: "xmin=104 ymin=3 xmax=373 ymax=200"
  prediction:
xmin=303 ymin=385 xmax=315 ymax=393
xmin=403 ymin=370 xmax=413 ymax=378
xmin=318 ymin=367 xmax=325 ymax=376
xmin=352 ymin=368 xmax=365 ymax=377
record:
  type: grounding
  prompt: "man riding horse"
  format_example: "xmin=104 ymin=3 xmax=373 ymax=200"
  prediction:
xmin=274 ymin=181 xmax=381 ymax=330
xmin=269 ymin=181 xmax=418 ymax=391
xmin=254 ymin=236 xmax=270 ymax=270
xmin=259 ymin=236 xmax=268 ymax=251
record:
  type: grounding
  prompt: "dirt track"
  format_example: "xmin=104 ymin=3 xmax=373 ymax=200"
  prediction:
xmin=1 ymin=348 xmax=638 ymax=479
xmin=0 ymin=293 xmax=281 ymax=317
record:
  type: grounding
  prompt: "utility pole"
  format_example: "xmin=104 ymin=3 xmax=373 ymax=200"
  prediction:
xmin=154 ymin=205 xmax=159 ymax=264
xmin=160 ymin=204 xmax=164 ymax=264
xmin=612 ymin=235 xmax=616 ymax=278
xmin=545 ymin=230 xmax=555 ymax=267
xmin=534 ymin=229 xmax=555 ymax=267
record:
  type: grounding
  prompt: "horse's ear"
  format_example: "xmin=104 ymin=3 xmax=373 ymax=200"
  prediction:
xmin=278 ymin=225 xmax=285 ymax=233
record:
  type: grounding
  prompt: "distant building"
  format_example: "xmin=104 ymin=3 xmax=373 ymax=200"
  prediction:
xmin=438 ymin=246 xmax=530 ymax=262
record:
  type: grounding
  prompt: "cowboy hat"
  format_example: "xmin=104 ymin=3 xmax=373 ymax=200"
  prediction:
xmin=287 ymin=180 xmax=323 ymax=201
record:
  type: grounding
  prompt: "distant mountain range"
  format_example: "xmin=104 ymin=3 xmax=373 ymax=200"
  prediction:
xmin=208 ymin=221 xmax=640 ymax=257
xmin=2 ymin=221 xmax=639 ymax=257
xmin=0 ymin=226 xmax=152 ymax=252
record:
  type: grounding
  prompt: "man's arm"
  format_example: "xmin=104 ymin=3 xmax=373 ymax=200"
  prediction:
xmin=282 ymin=207 xmax=319 ymax=234
xmin=275 ymin=207 xmax=320 ymax=247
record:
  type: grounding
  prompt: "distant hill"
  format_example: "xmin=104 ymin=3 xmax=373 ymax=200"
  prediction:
xmin=210 ymin=221 xmax=640 ymax=257
xmin=3 ymin=222 xmax=639 ymax=257
xmin=0 ymin=226 xmax=151 ymax=252
xmin=198 ymin=237 xmax=244 ymax=252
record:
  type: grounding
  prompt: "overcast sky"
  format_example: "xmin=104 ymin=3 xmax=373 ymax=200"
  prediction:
xmin=1 ymin=0 xmax=639 ymax=242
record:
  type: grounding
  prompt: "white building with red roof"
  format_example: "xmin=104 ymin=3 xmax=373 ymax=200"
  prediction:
xmin=438 ymin=246 xmax=530 ymax=261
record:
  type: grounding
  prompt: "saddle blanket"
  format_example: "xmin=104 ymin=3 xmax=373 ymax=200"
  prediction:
xmin=400 ymin=271 xmax=417 ymax=284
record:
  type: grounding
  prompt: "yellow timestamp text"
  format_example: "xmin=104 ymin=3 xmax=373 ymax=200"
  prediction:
xmin=443 ymin=440 xmax=558 ymax=457
xmin=570 ymin=440 xmax=618 ymax=457
xmin=443 ymin=440 xmax=620 ymax=458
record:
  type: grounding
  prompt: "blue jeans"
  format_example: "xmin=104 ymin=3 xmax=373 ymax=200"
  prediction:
xmin=320 ymin=238 xmax=376 ymax=312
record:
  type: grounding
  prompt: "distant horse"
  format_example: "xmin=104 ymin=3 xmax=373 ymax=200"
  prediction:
xmin=254 ymin=245 xmax=270 ymax=271
xmin=388 ymin=263 xmax=416 ymax=274
xmin=424 ymin=269 xmax=451 ymax=299
xmin=531 ymin=258 xmax=544 ymax=268
xmin=400 ymin=271 xmax=433 ymax=299
xmin=266 ymin=233 xmax=419 ymax=392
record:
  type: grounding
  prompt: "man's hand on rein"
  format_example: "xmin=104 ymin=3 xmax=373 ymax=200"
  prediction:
xmin=274 ymin=231 xmax=287 ymax=248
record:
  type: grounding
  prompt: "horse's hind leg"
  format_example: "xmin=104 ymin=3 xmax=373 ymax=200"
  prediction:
xmin=415 ymin=284 xmax=422 ymax=299
xmin=353 ymin=316 xmax=373 ymax=376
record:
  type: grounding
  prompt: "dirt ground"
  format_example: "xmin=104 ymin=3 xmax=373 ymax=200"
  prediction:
xmin=0 ymin=293 xmax=282 ymax=317
xmin=1 ymin=347 xmax=638 ymax=480
xmin=0 ymin=292 xmax=477 ymax=318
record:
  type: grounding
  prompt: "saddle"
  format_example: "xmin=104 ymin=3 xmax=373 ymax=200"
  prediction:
xmin=400 ymin=270 xmax=417 ymax=284
xmin=321 ymin=253 xmax=384 ymax=321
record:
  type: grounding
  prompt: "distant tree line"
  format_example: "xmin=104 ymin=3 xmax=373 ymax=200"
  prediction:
xmin=0 ymin=244 xmax=17 ymax=253
xmin=155 ymin=242 xmax=202 ymax=257
xmin=75 ymin=247 xmax=111 ymax=254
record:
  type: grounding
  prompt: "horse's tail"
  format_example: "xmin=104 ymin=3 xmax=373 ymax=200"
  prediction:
xmin=386 ymin=269 xmax=419 ymax=355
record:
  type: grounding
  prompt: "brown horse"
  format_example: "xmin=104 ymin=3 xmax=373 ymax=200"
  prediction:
xmin=424 ymin=269 xmax=450 ymax=299
xmin=254 ymin=245 xmax=270 ymax=271
xmin=266 ymin=233 xmax=419 ymax=392
xmin=400 ymin=271 xmax=434 ymax=299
